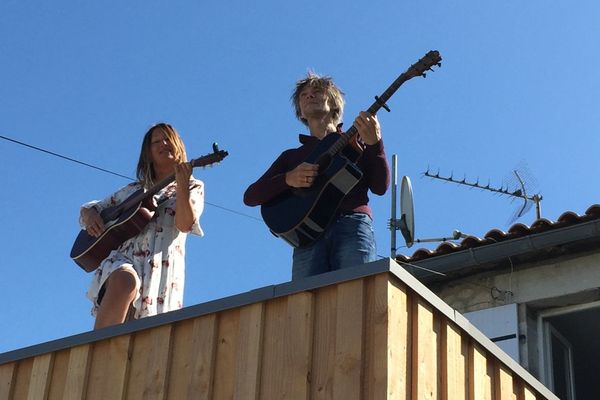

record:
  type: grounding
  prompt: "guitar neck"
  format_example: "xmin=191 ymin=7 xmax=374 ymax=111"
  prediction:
xmin=325 ymin=50 xmax=441 ymax=158
xmin=325 ymin=72 xmax=418 ymax=156
xmin=104 ymin=173 xmax=176 ymax=220
xmin=100 ymin=146 xmax=228 ymax=222
xmin=145 ymin=173 xmax=177 ymax=198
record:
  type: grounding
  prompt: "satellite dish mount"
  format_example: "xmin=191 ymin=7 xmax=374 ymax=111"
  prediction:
xmin=389 ymin=155 xmax=467 ymax=258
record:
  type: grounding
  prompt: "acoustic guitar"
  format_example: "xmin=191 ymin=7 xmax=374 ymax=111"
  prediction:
xmin=261 ymin=51 xmax=442 ymax=248
xmin=71 ymin=144 xmax=228 ymax=272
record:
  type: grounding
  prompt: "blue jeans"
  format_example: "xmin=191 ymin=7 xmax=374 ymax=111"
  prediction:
xmin=292 ymin=212 xmax=377 ymax=280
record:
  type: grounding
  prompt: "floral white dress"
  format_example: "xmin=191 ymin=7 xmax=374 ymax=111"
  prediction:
xmin=82 ymin=178 xmax=204 ymax=319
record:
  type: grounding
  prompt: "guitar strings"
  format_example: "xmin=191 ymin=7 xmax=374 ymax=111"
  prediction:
xmin=0 ymin=133 xmax=263 ymax=222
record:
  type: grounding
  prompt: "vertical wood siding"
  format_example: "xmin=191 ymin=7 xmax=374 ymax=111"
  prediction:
xmin=0 ymin=273 xmax=552 ymax=399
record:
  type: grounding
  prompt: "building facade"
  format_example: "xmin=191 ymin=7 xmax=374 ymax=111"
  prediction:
xmin=397 ymin=205 xmax=600 ymax=399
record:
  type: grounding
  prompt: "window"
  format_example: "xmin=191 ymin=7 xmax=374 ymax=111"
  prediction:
xmin=538 ymin=302 xmax=600 ymax=400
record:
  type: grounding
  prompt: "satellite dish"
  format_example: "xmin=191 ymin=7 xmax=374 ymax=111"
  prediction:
xmin=389 ymin=161 xmax=470 ymax=257
xmin=399 ymin=176 xmax=415 ymax=247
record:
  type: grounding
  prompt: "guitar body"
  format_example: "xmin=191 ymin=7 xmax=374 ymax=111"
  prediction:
xmin=261 ymin=135 xmax=363 ymax=248
xmin=70 ymin=196 xmax=155 ymax=272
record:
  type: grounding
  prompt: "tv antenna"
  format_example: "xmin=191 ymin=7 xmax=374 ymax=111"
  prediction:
xmin=389 ymin=155 xmax=469 ymax=258
xmin=423 ymin=161 xmax=542 ymax=224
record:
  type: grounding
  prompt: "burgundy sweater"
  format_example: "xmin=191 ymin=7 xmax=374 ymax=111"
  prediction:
xmin=244 ymin=132 xmax=390 ymax=219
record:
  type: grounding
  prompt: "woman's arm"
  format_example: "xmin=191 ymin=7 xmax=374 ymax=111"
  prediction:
xmin=174 ymin=162 xmax=198 ymax=232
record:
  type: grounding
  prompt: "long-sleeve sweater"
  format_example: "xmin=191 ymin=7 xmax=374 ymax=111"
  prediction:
xmin=243 ymin=132 xmax=390 ymax=219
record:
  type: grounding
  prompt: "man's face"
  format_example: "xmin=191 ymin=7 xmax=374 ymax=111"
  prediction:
xmin=299 ymin=85 xmax=331 ymax=120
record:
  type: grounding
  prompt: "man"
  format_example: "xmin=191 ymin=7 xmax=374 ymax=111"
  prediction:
xmin=244 ymin=73 xmax=389 ymax=279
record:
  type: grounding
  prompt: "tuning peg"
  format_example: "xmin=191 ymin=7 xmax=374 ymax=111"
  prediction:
xmin=422 ymin=73 xmax=427 ymax=78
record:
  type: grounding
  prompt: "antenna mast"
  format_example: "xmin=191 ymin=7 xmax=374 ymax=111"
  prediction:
xmin=423 ymin=168 xmax=543 ymax=221
xmin=390 ymin=155 xmax=415 ymax=256
xmin=390 ymin=155 xmax=414 ymax=256
xmin=390 ymin=155 xmax=398 ymax=258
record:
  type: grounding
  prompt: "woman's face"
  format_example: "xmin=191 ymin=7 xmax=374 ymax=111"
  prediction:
xmin=149 ymin=129 xmax=176 ymax=167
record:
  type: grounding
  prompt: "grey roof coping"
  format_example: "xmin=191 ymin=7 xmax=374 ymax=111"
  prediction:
xmin=0 ymin=258 xmax=558 ymax=399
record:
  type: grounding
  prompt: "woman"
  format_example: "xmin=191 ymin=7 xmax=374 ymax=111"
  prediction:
xmin=80 ymin=123 xmax=204 ymax=329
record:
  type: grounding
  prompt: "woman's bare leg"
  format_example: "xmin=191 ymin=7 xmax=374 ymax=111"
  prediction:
xmin=94 ymin=269 xmax=138 ymax=329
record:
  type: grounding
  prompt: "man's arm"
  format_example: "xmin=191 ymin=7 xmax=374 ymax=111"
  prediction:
xmin=243 ymin=153 xmax=290 ymax=206
xmin=361 ymin=140 xmax=390 ymax=195
xmin=354 ymin=111 xmax=390 ymax=195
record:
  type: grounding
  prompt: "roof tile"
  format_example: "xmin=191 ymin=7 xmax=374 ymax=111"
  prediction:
xmin=396 ymin=204 xmax=600 ymax=263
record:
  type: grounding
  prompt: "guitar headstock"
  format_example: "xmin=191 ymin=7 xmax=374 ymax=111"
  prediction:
xmin=368 ymin=50 xmax=443 ymax=115
xmin=190 ymin=142 xmax=229 ymax=168
xmin=407 ymin=50 xmax=442 ymax=79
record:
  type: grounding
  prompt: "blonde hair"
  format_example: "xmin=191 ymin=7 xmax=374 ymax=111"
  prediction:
xmin=291 ymin=72 xmax=345 ymax=126
xmin=136 ymin=123 xmax=187 ymax=189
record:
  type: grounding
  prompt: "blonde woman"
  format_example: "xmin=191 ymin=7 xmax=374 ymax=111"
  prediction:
xmin=80 ymin=123 xmax=204 ymax=329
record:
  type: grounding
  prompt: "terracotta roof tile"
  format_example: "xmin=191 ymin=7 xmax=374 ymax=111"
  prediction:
xmin=529 ymin=218 xmax=553 ymax=232
xmin=435 ymin=242 xmax=459 ymax=255
xmin=483 ymin=229 xmax=505 ymax=242
xmin=409 ymin=248 xmax=435 ymax=261
xmin=396 ymin=204 xmax=600 ymax=263
xmin=508 ymin=223 xmax=530 ymax=235
xmin=460 ymin=236 xmax=484 ymax=248
xmin=555 ymin=211 xmax=579 ymax=225
xmin=585 ymin=204 xmax=600 ymax=217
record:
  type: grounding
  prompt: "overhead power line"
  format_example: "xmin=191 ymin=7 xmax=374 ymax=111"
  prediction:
xmin=0 ymin=134 xmax=262 ymax=222
xmin=1 ymin=134 xmax=133 ymax=180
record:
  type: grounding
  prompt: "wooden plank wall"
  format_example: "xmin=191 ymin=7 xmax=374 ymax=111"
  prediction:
xmin=0 ymin=273 xmax=551 ymax=400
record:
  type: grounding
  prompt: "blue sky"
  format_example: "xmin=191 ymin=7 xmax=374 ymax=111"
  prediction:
xmin=1 ymin=1 xmax=599 ymax=354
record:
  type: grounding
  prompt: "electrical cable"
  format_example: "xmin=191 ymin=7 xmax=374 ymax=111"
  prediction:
xmin=1 ymin=134 xmax=134 ymax=180
xmin=0 ymin=134 xmax=263 ymax=222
